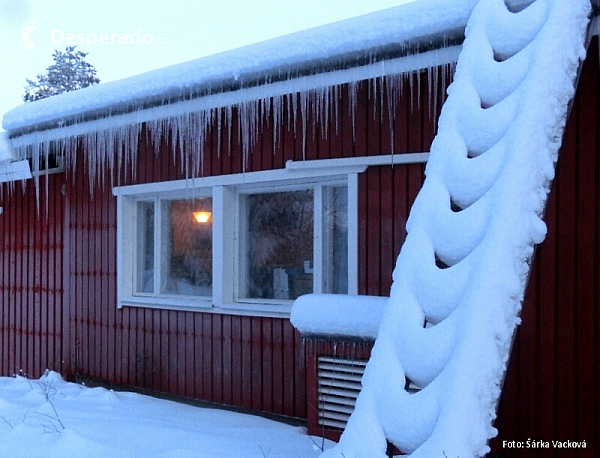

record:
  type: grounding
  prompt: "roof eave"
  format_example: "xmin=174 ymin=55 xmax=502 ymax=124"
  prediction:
xmin=6 ymin=26 xmax=465 ymax=140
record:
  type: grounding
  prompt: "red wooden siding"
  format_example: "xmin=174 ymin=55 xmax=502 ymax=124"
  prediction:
xmin=492 ymin=37 xmax=600 ymax=457
xmin=0 ymin=69 xmax=441 ymax=419
xmin=359 ymin=163 xmax=425 ymax=296
xmin=0 ymin=175 xmax=67 ymax=378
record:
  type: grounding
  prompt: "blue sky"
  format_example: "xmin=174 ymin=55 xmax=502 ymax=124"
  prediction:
xmin=0 ymin=0 xmax=414 ymax=127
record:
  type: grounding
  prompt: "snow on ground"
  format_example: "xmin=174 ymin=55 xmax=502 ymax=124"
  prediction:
xmin=0 ymin=371 xmax=331 ymax=458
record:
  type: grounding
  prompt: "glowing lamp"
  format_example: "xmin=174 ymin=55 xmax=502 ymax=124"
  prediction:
xmin=193 ymin=211 xmax=212 ymax=223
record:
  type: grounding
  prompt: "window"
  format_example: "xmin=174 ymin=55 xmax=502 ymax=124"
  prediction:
xmin=28 ymin=143 xmax=65 ymax=175
xmin=114 ymin=166 xmax=359 ymax=316
xmin=241 ymin=189 xmax=315 ymax=300
xmin=238 ymin=185 xmax=348 ymax=302
xmin=136 ymin=197 xmax=213 ymax=298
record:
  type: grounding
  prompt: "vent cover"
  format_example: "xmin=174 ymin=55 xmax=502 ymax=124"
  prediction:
xmin=317 ymin=355 xmax=367 ymax=430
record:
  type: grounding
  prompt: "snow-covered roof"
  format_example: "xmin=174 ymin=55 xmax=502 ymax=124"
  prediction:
xmin=3 ymin=0 xmax=482 ymax=137
xmin=0 ymin=132 xmax=12 ymax=162
xmin=0 ymin=0 xmax=545 ymax=191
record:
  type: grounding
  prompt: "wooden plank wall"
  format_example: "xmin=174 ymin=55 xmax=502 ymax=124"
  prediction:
xmin=493 ymin=38 xmax=600 ymax=457
xmin=0 ymin=67 xmax=442 ymax=419
xmin=0 ymin=175 xmax=67 ymax=378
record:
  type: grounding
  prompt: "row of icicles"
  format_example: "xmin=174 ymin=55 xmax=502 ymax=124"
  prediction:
xmin=6 ymin=63 xmax=454 ymax=205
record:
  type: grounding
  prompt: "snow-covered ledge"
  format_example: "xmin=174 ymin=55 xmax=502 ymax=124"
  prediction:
xmin=290 ymin=294 xmax=388 ymax=341
xmin=0 ymin=132 xmax=13 ymax=162
xmin=0 ymin=132 xmax=32 ymax=184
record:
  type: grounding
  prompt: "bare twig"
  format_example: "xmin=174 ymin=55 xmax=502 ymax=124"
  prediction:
xmin=0 ymin=416 xmax=13 ymax=429
xmin=258 ymin=444 xmax=271 ymax=458
xmin=35 ymin=379 xmax=65 ymax=431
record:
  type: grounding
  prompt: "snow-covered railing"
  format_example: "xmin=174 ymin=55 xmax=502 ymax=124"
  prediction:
xmin=322 ymin=0 xmax=591 ymax=457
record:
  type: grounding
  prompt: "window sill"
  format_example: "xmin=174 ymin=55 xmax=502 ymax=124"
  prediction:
xmin=118 ymin=297 xmax=292 ymax=318
xmin=119 ymin=296 xmax=213 ymax=312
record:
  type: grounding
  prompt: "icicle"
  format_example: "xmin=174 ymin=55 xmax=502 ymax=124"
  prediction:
xmin=378 ymin=75 xmax=384 ymax=126
xmin=385 ymin=74 xmax=403 ymax=156
xmin=217 ymin=107 xmax=224 ymax=158
xmin=272 ymin=94 xmax=282 ymax=151
xmin=323 ymin=85 xmax=330 ymax=140
xmin=348 ymin=81 xmax=358 ymax=144
xmin=416 ymin=62 xmax=422 ymax=110
xmin=226 ymin=105 xmax=233 ymax=157
xmin=291 ymin=92 xmax=299 ymax=143
xmin=299 ymin=91 xmax=308 ymax=160
xmin=333 ymin=83 xmax=341 ymax=137
xmin=310 ymin=89 xmax=318 ymax=142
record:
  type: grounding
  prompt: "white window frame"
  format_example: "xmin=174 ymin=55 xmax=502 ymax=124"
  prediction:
xmin=132 ymin=192 xmax=214 ymax=303
xmin=114 ymin=163 xmax=362 ymax=317
xmin=118 ymin=189 xmax=215 ymax=311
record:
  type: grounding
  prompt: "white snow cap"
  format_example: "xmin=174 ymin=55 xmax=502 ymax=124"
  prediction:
xmin=291 ymin=294 xmax=387 ymax=340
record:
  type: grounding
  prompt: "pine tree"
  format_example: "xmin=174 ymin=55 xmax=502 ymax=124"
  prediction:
xmin=23 ymin=46 xmax=100 ymax=102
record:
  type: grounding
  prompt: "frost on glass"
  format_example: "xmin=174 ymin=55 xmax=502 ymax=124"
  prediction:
xmin=244 ymin=190 xmax=314 ymax=300
xmin=323 ymin=186 xmax=348 ymax=294
xmin=160 ymin=198 xmax=213 ymax=297
xmin=136 ymin=201 xmax=155 ymax=294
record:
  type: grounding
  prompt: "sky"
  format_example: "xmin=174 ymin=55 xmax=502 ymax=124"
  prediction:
xmin=0 ymin=0 xmax=415 ymax=129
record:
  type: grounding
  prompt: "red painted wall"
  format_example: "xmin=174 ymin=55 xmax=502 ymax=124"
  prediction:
xmin=0 ymin=175 xmax=68 ymax=378
xmin=492 ymin=37 xmax=600 ymax=457
xmin=0 ymin=68 xmax=441 ymax=419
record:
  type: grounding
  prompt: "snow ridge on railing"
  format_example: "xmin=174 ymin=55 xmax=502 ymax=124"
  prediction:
xmin=321 ymin=0 xmax=590 ymax=457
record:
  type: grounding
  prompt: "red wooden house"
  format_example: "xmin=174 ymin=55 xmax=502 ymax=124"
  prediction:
xmin=0 ymin=0 xmax=598 ymax=455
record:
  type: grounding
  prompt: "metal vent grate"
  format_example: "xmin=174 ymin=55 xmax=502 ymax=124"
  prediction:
xmin=317 ymin=355 xmax=367 ymax=430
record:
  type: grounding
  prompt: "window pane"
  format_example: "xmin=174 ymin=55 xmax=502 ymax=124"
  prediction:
xmin=137 ymin=201 xmax=155 ymax=293
xmin=245 ymin=190 xmax=314 ymax=300
xmin=323 ymin=186 xmax=348 ymax=294
xmin=161 ymin=198 xmax=213 ymax=297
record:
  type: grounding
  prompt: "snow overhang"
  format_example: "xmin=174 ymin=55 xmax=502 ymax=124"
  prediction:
xmin=0 ymin=132 xmax=12 ymax=162
xmin=0 ymin=160 xmax=32 ymax=184
xmin=0 ymin=133 xmax=32 ymax=183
